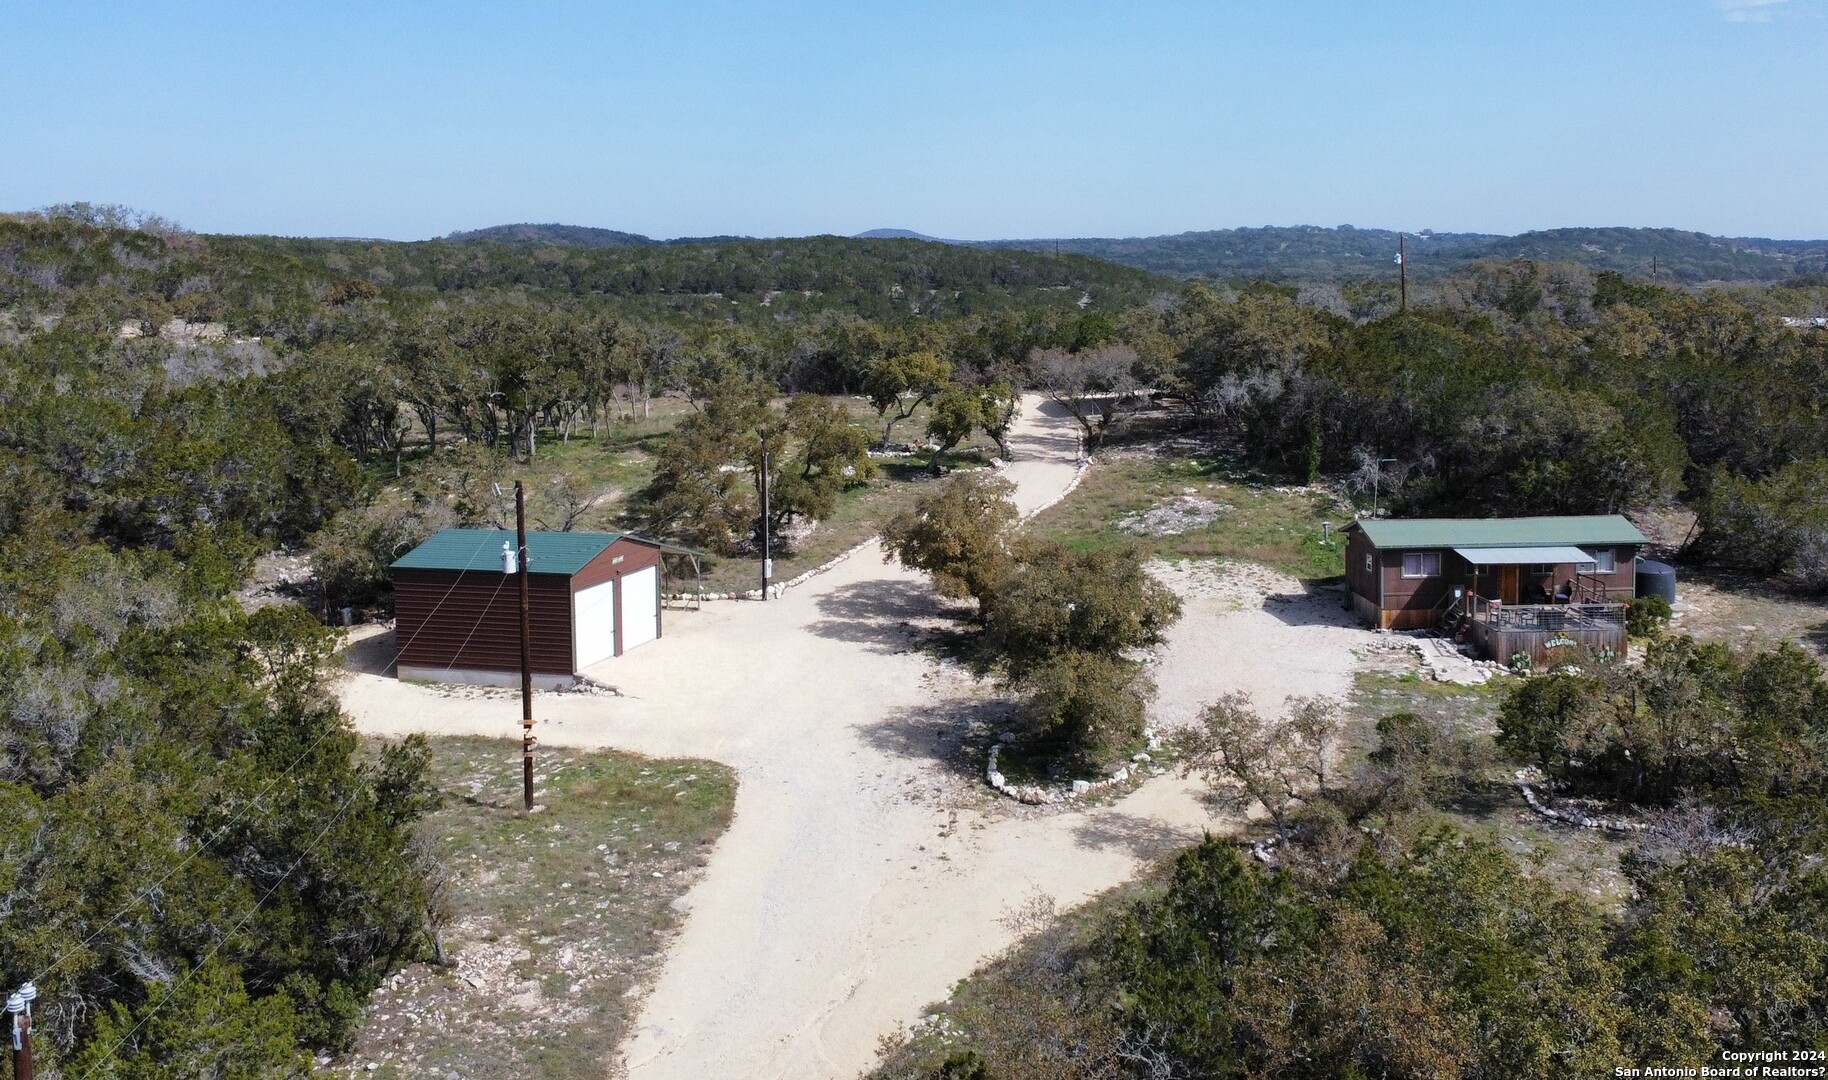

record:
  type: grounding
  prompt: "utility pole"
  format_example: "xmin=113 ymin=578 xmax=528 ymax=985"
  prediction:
xmin=759 ymin=432 xmax=773 ymax=599
xmin=515 ymin=480 xmax=535 ymax=813
xmin=1397 ymin=233 xmax=1408 ymax=312
xmin=8 ymin=981 xmax=36 ymax=1080
xmin=1373 ymin=457 xmax=1398 ymax=513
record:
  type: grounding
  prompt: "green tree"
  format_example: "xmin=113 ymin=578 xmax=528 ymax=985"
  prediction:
xmin=764 ymin=393 xmax=876 ymax=536
xmin=1616 ymin=846 xmax=1828 ymax=1062
xmin=865 ymin=350 xmax=951 ymax=446
xmin=983 ymin=544 xmax=1180 ymax=764
xmin=881 ymin=472 xmax=1021 ymax=615
xmin=1101 ymin=832 xmax=1624 ymax=1079
xmin=1497 ymin=671 xmax=1605 ymax=776
xmin=1016 ymin=651 xmax=1153 ymax=769
xmin=922 ymin=382 xmax=983 ymax=472
xmin=982 ymin=544 xmax=1181 ymax=668
xmin=65 ymin=958 xmax=309 ymax=1079
xmin=1177 ymin=693 xmax=1344 ymax=838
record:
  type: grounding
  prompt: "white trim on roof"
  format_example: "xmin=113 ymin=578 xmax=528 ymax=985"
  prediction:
xmin=1453 ymin=545 xmax=1593 ymax=565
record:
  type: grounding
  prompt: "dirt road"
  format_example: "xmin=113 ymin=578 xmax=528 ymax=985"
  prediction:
xmin=339 ymin=398 xmax=1368 ymax=1079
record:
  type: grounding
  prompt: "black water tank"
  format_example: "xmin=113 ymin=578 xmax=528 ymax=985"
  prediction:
xmin=1637 ymin=559 xmax=1677 ymax=604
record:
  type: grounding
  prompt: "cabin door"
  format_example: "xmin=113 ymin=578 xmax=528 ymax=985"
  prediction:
xmin=1498 ymin=565 xmax=1521 ymax=605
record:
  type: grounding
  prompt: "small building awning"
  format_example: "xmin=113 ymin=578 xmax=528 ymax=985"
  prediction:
xmin=1454 ymin=545 xmax=1593 ymax=565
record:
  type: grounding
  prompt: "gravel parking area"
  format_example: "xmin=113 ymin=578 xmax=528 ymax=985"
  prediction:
xmin=337 ymin=397 xmax=1372 ymax=1079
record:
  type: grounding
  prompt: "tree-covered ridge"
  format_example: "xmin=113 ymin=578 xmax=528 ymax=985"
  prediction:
xmin=444 ymin=222 xmax=656 ymax=247
xmin=267 ymin=216 xmax=1828 ymax=287
xmin=0 ymin=215 xmax=1168 ymax=337
xmin=244 ymin=233 xmax=1165 ymax=314
xmin=980 ymin=225 xmax=1828 ymax=284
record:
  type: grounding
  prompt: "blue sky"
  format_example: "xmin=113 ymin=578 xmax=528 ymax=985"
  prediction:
xmin=4 ymin=1 xmax=1824 ymax=240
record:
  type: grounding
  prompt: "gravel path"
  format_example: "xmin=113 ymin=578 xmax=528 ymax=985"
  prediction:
xmin=338 ymin=398 xmax=1369 ymax=1079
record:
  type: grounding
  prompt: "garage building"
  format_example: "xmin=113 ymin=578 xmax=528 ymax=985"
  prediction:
xmin=391 ymin=528 xmax=662 ymax=688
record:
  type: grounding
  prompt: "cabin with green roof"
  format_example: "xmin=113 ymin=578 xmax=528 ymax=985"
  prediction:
xmin=1343 ymin=515 xmax=1649 ymax=663
xmin=390 ymin=528 xmax=663 ymax=688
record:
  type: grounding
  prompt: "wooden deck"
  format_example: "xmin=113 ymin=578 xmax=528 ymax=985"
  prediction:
xmin=1461 ymin=598 xmax=1626 ymax=665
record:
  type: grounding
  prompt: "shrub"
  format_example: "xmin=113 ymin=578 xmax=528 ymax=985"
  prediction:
xmin=981 ymin=542 xmax=1182 ymax=768
xmin=1014 ymin=651 xmax=1151 ymax=769
xmin=1626 ymin=593 xmax=1673 ymax=636
xmin=1695 ymin=459 xmax=1828 ymax=590
xmin=982 ymin=543 xmax=1182 ymax=667
xmin=881 ymin=472 xmax=1020 ymax=615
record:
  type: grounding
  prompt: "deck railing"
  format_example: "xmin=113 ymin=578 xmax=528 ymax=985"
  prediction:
xmin=1465 ymin=596 xmax=1624 ymax=632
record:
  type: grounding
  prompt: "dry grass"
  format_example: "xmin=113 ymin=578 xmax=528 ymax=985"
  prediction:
xmin=1663 ymin=568 xmax=1828 ymax=660
xmin=334 ymin=736 xmax=735 ymax=1078
xmin=1028 ymin=454 xmax=1350 ymax=580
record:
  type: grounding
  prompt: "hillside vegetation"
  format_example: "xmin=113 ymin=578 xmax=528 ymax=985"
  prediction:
xmin=5 ymin=201 xmax=1828 ymax=1072
xmin=984 ymin=225 xmax=1828 ymax=284
xmin=439 ymin=219 xmax=1828 ymax=285
xmin=875 ymin=636 xmax=1828 ymax=1080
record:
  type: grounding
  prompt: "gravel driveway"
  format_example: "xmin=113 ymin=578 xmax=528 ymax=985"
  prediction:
xmin=339 ymin=397 xmax=1370 ymax=1079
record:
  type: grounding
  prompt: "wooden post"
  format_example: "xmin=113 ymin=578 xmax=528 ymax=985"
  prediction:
xmin=516 ymin=481 xmax=535 ymax=813
xmin=759 ymin=433 xmax=772 ymax=599
xmin=8 ymin=982 xmax=35 ymax=1080
xmin=1398 ymin=233 xmax=1408 ymax=312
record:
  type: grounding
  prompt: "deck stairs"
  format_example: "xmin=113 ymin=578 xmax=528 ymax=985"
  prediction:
xmin=1437 ymin=595 xmax=1471 ymax=641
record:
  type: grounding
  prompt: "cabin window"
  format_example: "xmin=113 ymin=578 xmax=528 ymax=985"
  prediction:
xmin=1364 ymin=553 xmax=1374 ymax=573
xmin=1579 ymin=549 xmax=1618 ymax=575
xmin=1527 ymin=563 xmax=1557 ymax=575
xmin=1401 ymin=552 xmax=1441 ymax=578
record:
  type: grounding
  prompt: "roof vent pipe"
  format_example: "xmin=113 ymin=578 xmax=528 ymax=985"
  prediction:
xmin=502 ymin=541 xmax=518 ymax=575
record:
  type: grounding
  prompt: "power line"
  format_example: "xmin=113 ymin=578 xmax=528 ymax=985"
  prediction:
xmin=26 ymin=535 xmax=505 ymax=988
xmin=375 ymin=532 xmax=506 ymax=674
xmin=75 ymin=781 xmax=370 ymax=1078
xmin=29 ymin=724 xmax=343 ymax=987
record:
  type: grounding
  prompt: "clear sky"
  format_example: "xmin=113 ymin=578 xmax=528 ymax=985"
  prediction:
xmin=4 ymin=1 xmax=1824 ymax=240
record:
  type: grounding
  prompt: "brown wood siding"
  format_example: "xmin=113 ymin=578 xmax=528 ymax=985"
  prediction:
xmin=572 ymin=536 xmax=661 ymax=591
xmin=1364 ymin=544 xmax=1639 ymax=628
xmin=395 ymin=569 xmax=575 ymax=675
xmin=1345 ymin=527 xmax=1380 ymax=611
xmin=1477 ymin=547 xmax=1638 ymax=604
xmin=1378 ymin=548 xmax=1457 ymax=626
xmin=1468 ymin=621 xmax=1628 ymax=666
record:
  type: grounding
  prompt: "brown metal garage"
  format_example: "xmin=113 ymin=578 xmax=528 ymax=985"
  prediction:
xmin=391 ymin=528 xmax=663 ymax=688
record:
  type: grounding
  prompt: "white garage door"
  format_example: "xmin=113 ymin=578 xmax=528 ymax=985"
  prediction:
xmin=619 ymin=566 xmax=659 ymax=652
xmin=574 ymin=580 xmax=618 ymax=669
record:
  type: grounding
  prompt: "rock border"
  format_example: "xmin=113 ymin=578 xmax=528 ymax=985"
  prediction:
xmin=983 ymin=728 xmax=1165 ymax=806
xmin=1513 ymin=769 xmax=1647 ymax=833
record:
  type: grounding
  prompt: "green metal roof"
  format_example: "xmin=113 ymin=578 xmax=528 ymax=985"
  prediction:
xmin=391 ymin=528 xmax=625 ymax=576
xmin=1352 ymin=515 xmax=1647 ymax=550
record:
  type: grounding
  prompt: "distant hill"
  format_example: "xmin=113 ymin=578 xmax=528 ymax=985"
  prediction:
xmin=855 ymin=228 xmax=949 ymax=241
xmin=1467 ymin=228 xmax=1828 ymax=284
xmin=443 ymin=221 xmax=1828 ymax=285
xmin=446 ymin=223 xmax=655 ymax=247
xmin=977 ymin=226 xmax=1498 ymax=280
xmin=201 ymin=231 xmax=1171 ymax=325
xmin=978 ymin=225 xmax=1828 ymax=284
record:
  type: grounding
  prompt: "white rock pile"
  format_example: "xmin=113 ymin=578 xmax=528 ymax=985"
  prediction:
xmin=1513 ymin=769 xmax=1647 ymax=833
xmin=983 ymin=731 xmax=1166 ymax=805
